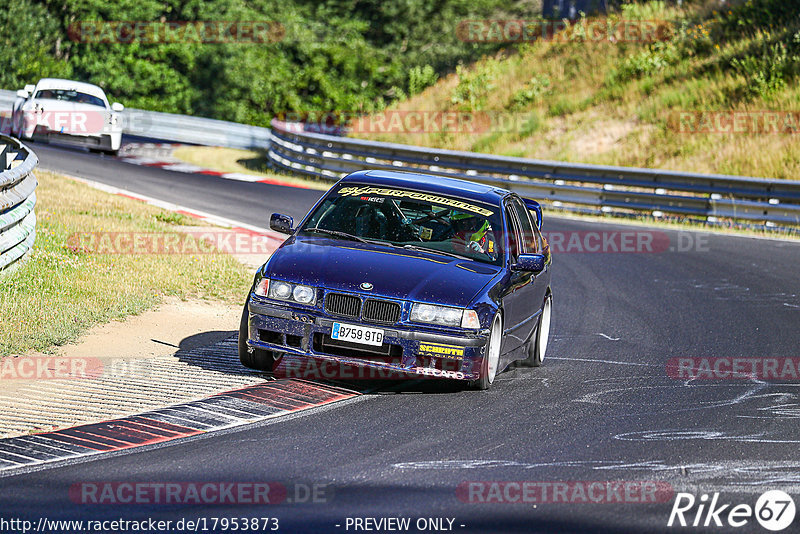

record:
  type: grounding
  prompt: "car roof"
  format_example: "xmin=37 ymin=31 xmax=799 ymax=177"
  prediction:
xmin=340 ymin=170 xmax=510 ymax=206
xmin=34 ymin=78 xmax=108 ymax=100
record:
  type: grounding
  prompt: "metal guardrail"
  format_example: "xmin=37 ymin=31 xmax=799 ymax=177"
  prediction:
xmin=4 ymin=87 xmax=800 ymax=228
xmin=0 ymin=135 xmax=38 ymax=272
xmin=120 ymin=108 xmax=271 ymax=149
xmin=268 ymin=120 xmax=800 ymax=228
xmin=0 ymin=90 xmax=16 ymax=117
xmin=0 ymin=89 xmax=270 ymax=149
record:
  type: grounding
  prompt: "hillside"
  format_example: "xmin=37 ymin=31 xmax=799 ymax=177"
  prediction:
xmin=351 ymin=0 xmax=800 ymax=179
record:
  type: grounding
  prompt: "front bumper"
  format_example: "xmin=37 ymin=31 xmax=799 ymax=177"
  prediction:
xmin=32 ymin=125 xmax=120 ymax=150
xmin=246 ymin=298 xmax=489 ymax=381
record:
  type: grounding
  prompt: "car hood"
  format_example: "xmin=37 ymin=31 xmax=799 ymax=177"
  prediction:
xmin=265 ymin=236 xmax=502 ymax=307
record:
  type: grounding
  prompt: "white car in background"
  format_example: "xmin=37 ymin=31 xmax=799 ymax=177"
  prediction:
xmin=12 ymin=78 xmax=124 ymax=155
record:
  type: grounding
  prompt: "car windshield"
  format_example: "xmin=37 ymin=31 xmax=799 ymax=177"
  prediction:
xmin=34 ymin=89 xmax=106 ymax=108
xmin=300 ymin=184 xmax=504 ymax=265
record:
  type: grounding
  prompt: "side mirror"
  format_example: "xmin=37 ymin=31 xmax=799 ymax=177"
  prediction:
xmin=270 ymin=213 xmax=294 ymax=235
xmin=16 ymin=90 xmax=29 ymax=99
xmin=512 ymin=253 xmax=546 ymax=274
xmin=24 ymin=84 xmax=36 ymax=93
xmin=111 ymin=102 xmax=124 ymax=112
xmin=523 ymin=198 xmax=543 ymax=230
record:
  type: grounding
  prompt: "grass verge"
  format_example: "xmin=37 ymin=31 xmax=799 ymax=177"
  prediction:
xmin=0 ymin=170 xmax=254 ymax=356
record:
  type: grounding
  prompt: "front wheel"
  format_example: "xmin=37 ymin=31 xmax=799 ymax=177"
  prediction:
xmin=238 ymin=304 xmax=280 ymax=372
xmin=470 ymin=313 xmax=503 ymax=390
xmin=525 ymin=293 xmax=552 ymax=367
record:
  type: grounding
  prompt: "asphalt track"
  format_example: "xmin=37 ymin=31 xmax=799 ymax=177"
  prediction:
xmin=2 ymin=140 xmax=800 ymax=533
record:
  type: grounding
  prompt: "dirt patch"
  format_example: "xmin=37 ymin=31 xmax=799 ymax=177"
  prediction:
xmin=48 ymin=297 xmax=241 ymax=360
xmin=569 ymin=118 xmax=638 ymax=157
xmin=0 ymin=297 xmax=266 ymax=437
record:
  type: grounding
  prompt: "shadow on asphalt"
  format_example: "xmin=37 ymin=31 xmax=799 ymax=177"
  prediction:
xmin=178 ymin=329 xmax=238 ymax=352
xmin=174 ymin=331 xmax=476 ymax=395
xmin=174 ymin=332 xmax=266 ymax=379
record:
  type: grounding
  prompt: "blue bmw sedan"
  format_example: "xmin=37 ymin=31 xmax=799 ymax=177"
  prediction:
xmin=239 ymin=170 xmax=552 ymax=389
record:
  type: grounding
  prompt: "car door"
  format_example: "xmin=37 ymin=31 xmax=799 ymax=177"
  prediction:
xmin=499 ymin=198 xmax=529 ymax=351
xmin=513 ymin=195 xmax=549 ymax=310
xmin=502 ymin=196 xmax=546 ymax=350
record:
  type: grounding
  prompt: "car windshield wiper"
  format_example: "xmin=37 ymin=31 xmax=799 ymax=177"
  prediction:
xmin=304 ymin=228 xmax=468 ymax=260
xmin=303 ymin=227 xmax=370 ymax=244
xmin=401 ymin=244 xmax=468 ymax=261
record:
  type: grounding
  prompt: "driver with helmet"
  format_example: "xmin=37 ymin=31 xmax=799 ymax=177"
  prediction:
xmin=450 ymin=212 xmax=495 ymax=257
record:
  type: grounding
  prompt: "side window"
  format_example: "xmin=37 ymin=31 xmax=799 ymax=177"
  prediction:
xmin=510 ymin=197 xmax=537 ymax=254
xmin=527 ymin=206 xmax=539 ymax=229
xmin=504 ymin=203 xmax=521 ymax=260
xmin=531 ymin=219 xmax=543 ymax=253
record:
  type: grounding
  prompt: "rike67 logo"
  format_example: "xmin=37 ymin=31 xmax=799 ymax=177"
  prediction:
xmin=668 ymin=490 xmax=796 ymax=531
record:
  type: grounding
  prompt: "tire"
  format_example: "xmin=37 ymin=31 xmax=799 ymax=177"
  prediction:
xmin=238 ymin=304 xmax=279 ymax=372
xmin=470 ymin=313 xmax=503 ymax=390
xmin=526 ymin=293 xmax=552 ymax=367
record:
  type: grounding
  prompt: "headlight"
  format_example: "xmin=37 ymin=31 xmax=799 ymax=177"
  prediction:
xmin=270 ymin=281 xmax=292 ymax=300
xmin=411 ymin=303 xmax=474 ymax=328
xmin=293 ymin=285 xmax=315 ymax=304
xmin=261 ymin=279 xmax=317 ymax=305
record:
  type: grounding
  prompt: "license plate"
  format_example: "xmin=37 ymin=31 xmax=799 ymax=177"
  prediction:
xmin=331 ymin=322 xmax=384 ymax=346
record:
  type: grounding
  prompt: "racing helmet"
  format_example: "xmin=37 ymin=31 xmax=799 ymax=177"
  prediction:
xmin=451 ymin=212 xmax=490 ymax=242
